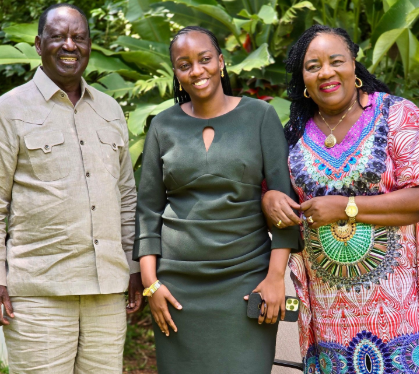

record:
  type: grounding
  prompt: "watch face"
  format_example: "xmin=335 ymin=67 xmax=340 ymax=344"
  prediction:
xmin=346 ymin=206 xmax=358 ymax=217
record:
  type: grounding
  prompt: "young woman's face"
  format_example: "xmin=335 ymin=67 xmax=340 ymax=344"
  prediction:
xmin=171 ymin=31 xmax=224 ymax=102
xmin=303 ymin=33 xmax=356 ymax=113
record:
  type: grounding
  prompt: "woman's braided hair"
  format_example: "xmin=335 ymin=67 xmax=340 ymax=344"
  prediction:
xmin=169 ymin=26 xmax=233 ymax=104
xmin=284 ymin=25 xmax=390 ymax=148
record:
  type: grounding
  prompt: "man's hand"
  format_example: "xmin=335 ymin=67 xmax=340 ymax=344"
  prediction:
xmin=126 ymin=273 xmax=145 ymax=315
xmin=0 ymin=286 xmax=14 ymax=325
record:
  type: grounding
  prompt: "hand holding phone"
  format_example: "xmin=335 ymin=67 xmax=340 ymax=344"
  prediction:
xmin=247 ymin=293 xmax=299 ymax=322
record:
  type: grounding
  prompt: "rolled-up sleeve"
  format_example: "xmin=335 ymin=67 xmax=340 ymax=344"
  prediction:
xmin=133 ymin=123 xmax=167 ymax=260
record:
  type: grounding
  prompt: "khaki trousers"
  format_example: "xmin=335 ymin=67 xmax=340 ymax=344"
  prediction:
xmin=3 ymin=294 xmax=127 ymax=374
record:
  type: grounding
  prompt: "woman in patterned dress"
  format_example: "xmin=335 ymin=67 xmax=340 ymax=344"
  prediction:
xmin=263 ymin=25 xmax=419 ymax=373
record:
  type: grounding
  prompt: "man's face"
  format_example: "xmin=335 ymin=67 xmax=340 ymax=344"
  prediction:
xmin=35 ymin=7 xmax=91 ymax=87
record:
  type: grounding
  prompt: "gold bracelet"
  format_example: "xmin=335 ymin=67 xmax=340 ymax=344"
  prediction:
xmin=143 ymin=280 xmax=162 ymax=297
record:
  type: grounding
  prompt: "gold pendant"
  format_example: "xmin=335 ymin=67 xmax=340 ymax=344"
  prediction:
xmin=325 ymin=134 xmax=337 ymax=148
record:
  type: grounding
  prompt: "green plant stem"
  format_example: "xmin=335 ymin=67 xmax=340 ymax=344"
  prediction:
xmin=321 ymin=0 xmax=327 ymax=25
xmin=387 ymin=54 xmax=399 ymax=85
xmin=353 ymin=0 xmax=360 ymax=44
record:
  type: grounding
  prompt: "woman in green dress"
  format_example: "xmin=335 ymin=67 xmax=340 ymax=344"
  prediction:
xmin=133 ymin=26 xmax=300 ymax=374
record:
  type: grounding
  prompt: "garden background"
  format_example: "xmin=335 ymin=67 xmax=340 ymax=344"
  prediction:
xmin=1 ymin=0 xmax=419 ymax=372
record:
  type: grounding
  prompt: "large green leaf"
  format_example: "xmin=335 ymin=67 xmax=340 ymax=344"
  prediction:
xmin=397 ymin=29 xmax=419 ymax=78
xmin=128 ymin=99 xmax=173 ymax=135
xmin=92 ymin=43 xmax=119 ymax=57
xmin=129 ymin=135 xmax=146 ymax=168
xmin=221 ymin=0 xmax=275 ymax=17
xmin=14 ymin=43 xmax=41 ymax=69
xmin=370 ymin=28 xmax=406 ymax=72
xmin=3 ymin=23 xmax=38 ymax=44
xmin=134 ymin=63 xmax=173 ymax=97
xmin=0 ymin=44 xmax=41 ymax=67
xmin=279 ymin=1 xmax=316 ymax=24
xmin=85 ymin=51 xmax=133 ymax=75
xmin=257 ymin=5 xmax=278 ymax=25
xmin=163 ymin=2 xmax=231 ymax=42
xmin=116 ymin=37 xmax=171 ymax=72
xmin=370 ymin=0 xmax=414 ymax=45
xmin=228 ymin=43 xmax=274 ymax=75
xmin=131 ymin=16 xmax=172 ymax=43
xmin=162 ymin=0 xmax=240 ymax=38
xmin=91 ymin=73 xmax=135 ymax=99
xmin=125 ymin=0 xmax=152 ymax=22
xmin=269 ymin=97 xmax=290 ymax=124
xmin=245 ymin=62 xmax=286 ymax=85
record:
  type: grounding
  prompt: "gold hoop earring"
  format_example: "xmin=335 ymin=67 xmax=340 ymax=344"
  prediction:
xmin=221 ymin=69 xmax=224 ymax=78
xmin=179 ymin=83 xmax=183 ymax=91
xmin=355 ymin=76 xmax=363 ymax=88
xmin=304 ymin=87 xmax=310 ymax=98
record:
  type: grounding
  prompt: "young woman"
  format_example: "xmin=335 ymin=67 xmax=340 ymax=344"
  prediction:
xmin=133 ymin=26 xmax=300 ymax=373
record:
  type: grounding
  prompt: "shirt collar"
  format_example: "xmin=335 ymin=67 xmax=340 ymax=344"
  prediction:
xmin=33 ymin=67 xmax=94 ymax=102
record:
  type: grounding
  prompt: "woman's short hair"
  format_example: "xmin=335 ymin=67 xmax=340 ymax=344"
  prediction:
xmin=284 ymin=25 xmax=390 ymax=148
xmin=169 ymin=26 xmax=233 ymax=104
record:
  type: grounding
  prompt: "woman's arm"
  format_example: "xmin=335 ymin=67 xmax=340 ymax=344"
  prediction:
xmin=260 ymin=105 xmax=301 ymax=250
xmin=134 ymin=123 xmax=181 ymax=336
xmin=245 ymin=105 xmax=301 ymax=325
xmin=300 ymin=188 xmax=419 ymax=229
xmin=244 ymin=248 xmax=291 ymax=324
xmin=140 ymin=255 xmax=182 ymax=336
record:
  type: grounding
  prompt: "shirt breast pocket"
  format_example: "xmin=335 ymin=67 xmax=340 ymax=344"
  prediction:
xmin=97 ymin=129 xmax=124 ymax=178
xmin=24 ymin=131 xmax=69 ymax=182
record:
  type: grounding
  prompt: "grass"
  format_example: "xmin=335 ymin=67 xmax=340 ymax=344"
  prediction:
xmin=123 ymin=305 xmax=157 ymax=374
xmin=0 ymin=361 xmax=8 ymax=374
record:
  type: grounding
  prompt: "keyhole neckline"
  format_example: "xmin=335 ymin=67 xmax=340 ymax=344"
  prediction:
xmin=202 ymin=126 xmax=215 ymax=153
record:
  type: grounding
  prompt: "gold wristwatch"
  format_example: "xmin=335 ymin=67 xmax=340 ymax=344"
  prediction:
xmin=345 ymin=196 xmax=358 ymax=223
xmin=143 ymin=280 xmax=162 ymax=297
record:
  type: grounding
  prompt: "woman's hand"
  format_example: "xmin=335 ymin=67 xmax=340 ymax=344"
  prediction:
xmin=262 ymin=190 xmax=301 ymax=229
xmin=300 ymin=195 xmax=347 ymax=229
xmin=148 ymin=285 xmax=182 ymax=337
xmin=244 ymin=274 xmax=286 ymax=325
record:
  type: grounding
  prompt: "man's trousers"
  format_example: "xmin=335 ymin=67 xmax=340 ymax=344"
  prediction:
xmin=3 ymin=294 xmax=127 ymax=373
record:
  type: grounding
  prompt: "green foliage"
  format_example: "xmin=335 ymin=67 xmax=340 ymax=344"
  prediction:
xmin=1 ymin=0 xmax=419 ymax=178
xmin=0 ymin=361 xmax=8 ymax=374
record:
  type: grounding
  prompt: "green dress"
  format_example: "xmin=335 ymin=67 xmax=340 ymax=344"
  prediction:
xmin=134 ymin=96 xmax=300 ymax=374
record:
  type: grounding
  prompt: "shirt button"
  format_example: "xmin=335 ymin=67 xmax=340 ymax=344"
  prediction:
xmin=74 ymin=109 xmax=78 ymax=114
xmin=44 ymin=145 xmax=50 ymax=150
xmin=80 ymin=140 xmax=84 ymax=145
xmin=86 ymin=172 xmax=90 ymax=177
xmin=91 ymin=205 xmax=96 ymax=211
xmin=94 ymin=239 xmax=99 ymax=245
xmin=112 ymin=143 xmax=116 ymax=148
xmin=60 ymin=93 xmax=65 ymax=98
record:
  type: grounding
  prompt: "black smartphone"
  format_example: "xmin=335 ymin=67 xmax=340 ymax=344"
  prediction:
xmin=247 ymin=292 xmax=299 ymax=322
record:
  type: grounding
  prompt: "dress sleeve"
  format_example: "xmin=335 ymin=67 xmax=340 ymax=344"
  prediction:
xmin=261 ymin=105 xmax=301 ymax=252
xmin=133 ymin=123 xmax=167 ymax=260
xmin=387 ymin=99 xmax=419 ymax=190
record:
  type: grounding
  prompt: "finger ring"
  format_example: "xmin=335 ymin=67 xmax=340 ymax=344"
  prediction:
xmin=307 ymin=216 xmax=314 ymax=224
xmin=276 ymin=220 xmax=282 ymax=228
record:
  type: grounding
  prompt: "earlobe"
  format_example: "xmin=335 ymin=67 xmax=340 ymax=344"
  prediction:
xmin=34 ymin=36 xmax=42 ymax=56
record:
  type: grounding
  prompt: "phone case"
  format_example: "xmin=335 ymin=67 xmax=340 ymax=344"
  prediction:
xmin=246 ymin=293 xmax=300 ymax=322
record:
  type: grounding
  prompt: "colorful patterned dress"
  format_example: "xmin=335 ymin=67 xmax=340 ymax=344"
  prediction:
xmin=288 ymin=92 xmax=419 ymax=374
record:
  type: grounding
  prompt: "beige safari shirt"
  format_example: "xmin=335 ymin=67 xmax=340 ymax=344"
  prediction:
xmin=0 ymin=67 xmax=140 ymax=296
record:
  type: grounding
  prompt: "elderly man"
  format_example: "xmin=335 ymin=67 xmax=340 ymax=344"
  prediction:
xmin=0 ymin=3 xmax=143 ymax=373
